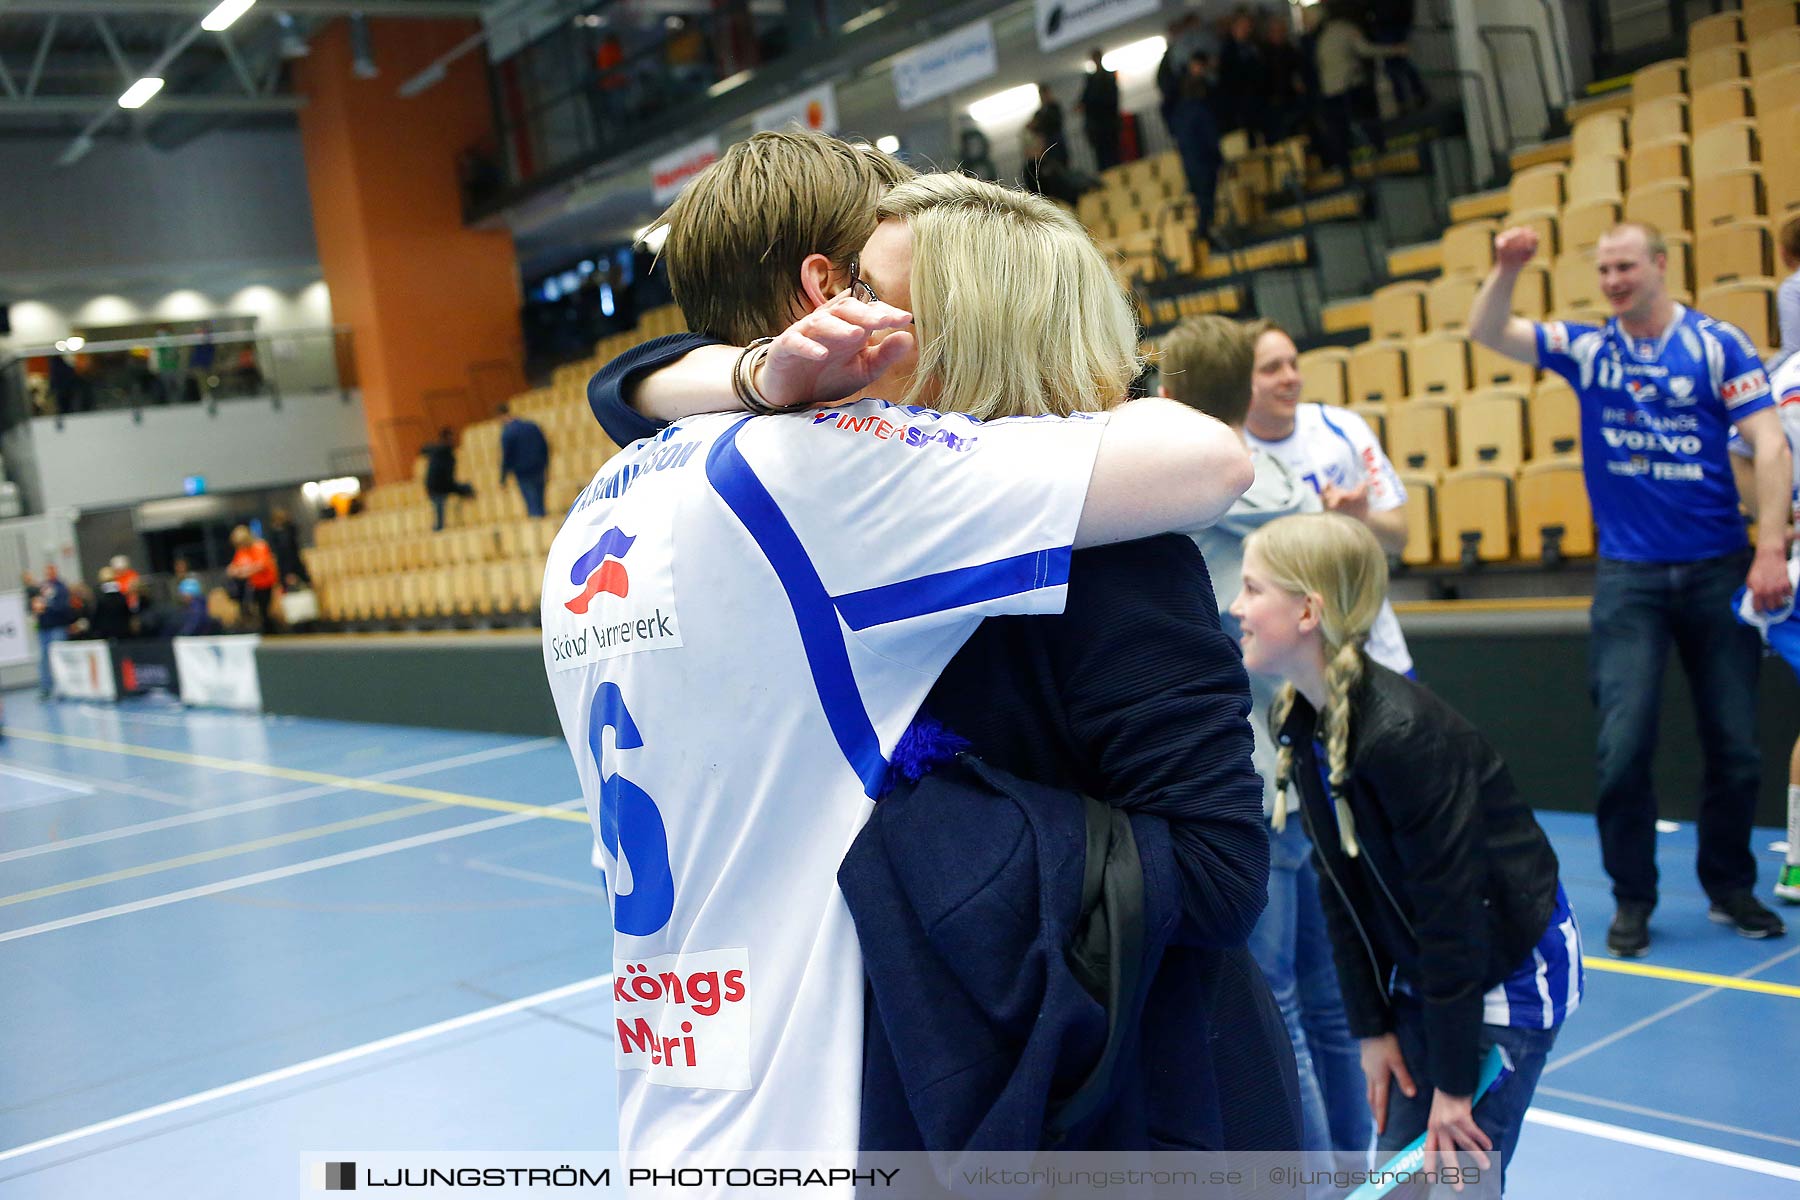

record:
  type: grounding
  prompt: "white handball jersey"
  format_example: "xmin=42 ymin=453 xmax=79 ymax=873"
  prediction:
xmin=542 ymin=400 xmax=1107 ymax=1167
xmin=1245 ymin=403 xmax=1414 ymax=674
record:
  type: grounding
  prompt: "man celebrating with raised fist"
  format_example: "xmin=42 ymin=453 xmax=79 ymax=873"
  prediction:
xmin=1469 ymin=221 xmax=1793 ymax=959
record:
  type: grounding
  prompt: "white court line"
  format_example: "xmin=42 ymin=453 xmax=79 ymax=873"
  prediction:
xmin=459 ymin=857 xmax=607 ymax=897
xmin=0 ymin=738 xmax=563 ymax=865
xmin=0 ymin=763 xmax=96 ymax=796
xmin=0 ymin=973 xmax=613 ymax=1165
xmin=0 ymin=798 xmax=586 ymax=944
xmin=1534 ymin=1086 xmax=1800 ymax=1151
xmin=1526 ymin=1108 xmax=1800 ymax=1181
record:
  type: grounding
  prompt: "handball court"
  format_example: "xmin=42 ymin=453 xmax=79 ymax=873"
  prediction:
xmin=0 ymin=693 xmax=1796 ymax=1198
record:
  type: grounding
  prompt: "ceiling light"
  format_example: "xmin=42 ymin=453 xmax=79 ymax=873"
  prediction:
xmin=875 ymin=135 xmax=900 ymax=154
xmin=202 ymin=0 xmax=256 ymax=33
xmin=118 ymin=77 xmax=165 ymax=109
xmin=66 ymin=336 xmax=86 ymax=351
xmin=968 ymin=83 xmax=1038 ymax=125
xmin=1101 ymin=35 xmax=1167 ymax=75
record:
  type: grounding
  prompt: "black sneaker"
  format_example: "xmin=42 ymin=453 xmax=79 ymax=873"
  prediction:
xmin=1607 ymin=902 xmax=1652 ymax=958
xmin=1709 ymin=892 xmax=1788 ymax=939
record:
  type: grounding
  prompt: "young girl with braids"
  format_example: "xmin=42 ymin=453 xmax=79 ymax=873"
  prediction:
xmin=1229 ymin=513 xmax=1582 ymax=1190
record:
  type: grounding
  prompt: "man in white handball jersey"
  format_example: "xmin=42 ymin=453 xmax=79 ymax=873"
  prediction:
xmin=540 ymin=136 xmax=1255 ymax=1171
xmin=1240 ymin=319 xmax=1415 ymax=676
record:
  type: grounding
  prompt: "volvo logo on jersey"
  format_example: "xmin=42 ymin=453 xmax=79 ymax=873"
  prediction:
xmin=548 ymin=513 xmax=684 ymax=672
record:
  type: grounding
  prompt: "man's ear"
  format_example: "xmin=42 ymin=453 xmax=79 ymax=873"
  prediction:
xmin=798 ymin=253 xmax=839 ymax=313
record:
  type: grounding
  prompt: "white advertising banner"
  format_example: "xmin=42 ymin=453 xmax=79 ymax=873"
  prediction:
xmin=174 ymin=636 xmax=264 ymax=711
xmin=51 ymin=640 xmax=116 ymax=701
xmin=1034 ymin=0 xmax=1159 ymax=53
xmin=751 ymin=82 xmax=839 ymax=135
xmin=650 ymin=136 xmax=723 ymax=206
xmin=892 ymin=21 xmax=999 ymax=111
xmin=0 ymin=591 xmax=29 ymax=666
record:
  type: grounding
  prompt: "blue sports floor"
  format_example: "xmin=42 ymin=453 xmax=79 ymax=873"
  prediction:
xmin=1 ymin=691 xmax=1797 ymax=1198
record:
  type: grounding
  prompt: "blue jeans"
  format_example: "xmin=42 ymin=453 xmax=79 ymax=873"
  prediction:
xmin=1590 ymin=551 xmax=1762 ymax=906
xmin=1377 ymin=996 xmax=1560 ymax=1194
xmin=37 ymin=625 xmax=68 ymax=696
xmin=1249 ymin=818 xmax=1373 ymax=1157
xmin=515 ymin=470 xmax=547 ymax=519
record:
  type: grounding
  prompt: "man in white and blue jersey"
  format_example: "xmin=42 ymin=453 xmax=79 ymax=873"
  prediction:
xmin=1471 ymin=221 xmax=1794 ymax=957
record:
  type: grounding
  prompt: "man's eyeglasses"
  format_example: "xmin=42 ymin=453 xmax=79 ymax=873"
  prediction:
xmin=847 ymin=256 xmax=879 ymax=304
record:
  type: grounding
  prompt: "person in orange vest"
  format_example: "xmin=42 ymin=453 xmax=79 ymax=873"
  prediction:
xmin=227 ymin=525 xmax=280 ymax=632
xmin=109 ymin=555 xmax=141 ymax=611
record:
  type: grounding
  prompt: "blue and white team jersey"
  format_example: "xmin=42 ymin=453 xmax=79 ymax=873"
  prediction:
xmin=1481 ymin=885 xmax=1584 ymax=1030
xmin=1537 ymin=304 xmax=1773 ymax=562
xmin=541 ymin=400 xmax=1106 ymax=1168
xmin=1727 ymin=353 xmax=1800 ymax=539
xmin=1246 ymin=403 xmax=1413 ymax=674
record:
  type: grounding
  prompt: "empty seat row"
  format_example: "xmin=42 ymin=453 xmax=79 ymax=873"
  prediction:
xmin=1400 ymin=459 xmax=1593 ymax=567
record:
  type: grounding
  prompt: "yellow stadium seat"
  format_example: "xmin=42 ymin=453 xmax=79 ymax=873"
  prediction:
xmin=1663 ymin=232 xmax=1695 ymax=293
xmin=1745 ymin=1 xmax=1798 ymax=41
xmin=1514 ymin=263 xmax=1554 ymax=320
xmin=1693 ymin=119 xmax=1758 ymax=178
xmin=1398 ymin=471 xmax=1439 ymax=566
xmin=1696 ymin=219 xmax=1773 ymax=285
xmin=1554 ymin=251 xmax=1603 ymax=310
xmin=1409 ymin=333 xmax=1472 ymax=399
xmin=1695 ymin=168 xmax=1765 ymax=229
xmin=1567 ymin=156 xmax=1626 ymax=203
xmin=1562 ymin=199 xmax=1621 ymax=254
xmin=1748 ymin=26 xmax=1800 ymax=76
xmin=1572 ymin=112 xmax=1627 ymax=160
xmin=1437 ymin=468 xmax=1516 ymax=564
xmin=1630 ymin=96 xmax=1688 ymax=144
xmin=1768 ymin=106 xmax=1800 ymax=219
xmin=1442 ymin=220 xmax=1500 ymax=276
xmin=1754 ymin=64 xmax=1800 ymax=119
xmin=1691 ymin=79 xmax=1751 ymax=129
xmin=1298 ymin=347 xmax=1350 ymax=407
xmin=1389 ymin=399 xmax=1456 ymax=473
xmin=1517 ymin=458 xmax=1595 ymax=562
xmin=1472 ymin=339 xmax=1535 ymax=391
xmin=1688 ymin=45 xmax=1746 ymax=90
xmin=1354 ymin=401 xmax=1389 ymax=448
xmin=1688 ymin=11 xmax=1742 ymax=55
xmin=1632 ymin=59 xmax=1688 ymax=104
xmin=1508 ymin=164 xmax=1567 ymax=214
xmin=1698 ymin=280 xmax=1779 ymax=352
xmin=1426 ymin=274 xmax=1480 ymax=331
xmin=1371 ymin=281 xmax=1430 ymax=341
xmin=1348 ymin=341 xmax=1409 ymax=406
xmin=1530 ymin=378 xmax=1582 ymax=459
xmin=1457 ymin=391 xmax=1528 ymax=470
xmin=1507 ymin=208 xmax=1561 ymax=257
xmin=1625 ymin=180 xmax=1693 ymax=233
xmin=1628 ymin=136 xmax=1690 ymax=187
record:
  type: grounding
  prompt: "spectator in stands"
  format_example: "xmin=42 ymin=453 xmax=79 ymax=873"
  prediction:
xmin=591 ymin=30 xmax=631 ymax=138
xmin=88 ymin=568 xmax=135 ymax=641
xmin=1162 ymin=318 xmax=1365 ymax=1163
xmin=152 ymin=330 xmax=183 ymax=404
xmin=1158 ymin=10 xmax=1217 ymax=131
xmin=1232 ymin=512 xmax=1580 ymax=1193
xmin=28 ymin=566 xmax=73 ymax=698
xmin=1021 ymin=128 xmax=1093 ymax=208
xmin=1026 ymin=83 xmax=1069 ymax=167
xmin=1241 ymin=320 xmax=1415 ymax=677
xmin=1077 ymin=47 xmax=1122 ymax=173
xmin=663 ymin=16 xmax=710 ymax=91
xmin=1775 ymin=215 xmax=1800 ymax=371
xmin=267 ymin=508 xmax=310 ymax=590
xmin=1217 ymin=7 xmax=1264 ymax=141
xmin=227 ymin=525 xmax=280 ymax=633
xmin=580 ymin=134 xmax=1293 ymax=1151
xmin=1261 ymin=11 xmax=1310 ymax=146
xmin=109 ymin=554 xmax=140 ymax=603
xmin=1470 ymin=222 xmax=1792 ymax=956
xmin=956 ymin=125 xmax=999 ymax=182
xmin=1312 ymin=0 xmax=1408 ymax=173
xmin=1364 ymin=0 xmax=1430 ymax=113
xmin=421 ymin=427 xmax=476 ymax=532
xmin=174 ymin=577 xmax=222 ymax=637
xmin=497 ymin=402 xmax=551 ymax=518
xmin=1169 ymin=53 xmax=1225 ymax=244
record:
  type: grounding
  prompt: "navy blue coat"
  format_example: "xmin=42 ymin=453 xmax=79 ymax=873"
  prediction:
xmin=500 ymin=417 xmax=550 ymax=481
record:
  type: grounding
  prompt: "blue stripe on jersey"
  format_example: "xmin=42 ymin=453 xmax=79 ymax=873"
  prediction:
xmin=1313 ymin=403 xmax=1359 ymax=457
xmin=831 ymin=546 xmax=1073 ymax=632
xmin=705 ymin=418 xmax=890 ymax=799
xmin=1483 ymin=884 xmax=1583 ymax=1029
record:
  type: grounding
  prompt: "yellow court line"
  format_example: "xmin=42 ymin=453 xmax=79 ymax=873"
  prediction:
xmin=3 ymin=728 xmax=587 ymax=825
xmin=0 ymin=802 xmax=446 ymax=908
xmin=1583 ymin=956 xmax=1800 ymax=1000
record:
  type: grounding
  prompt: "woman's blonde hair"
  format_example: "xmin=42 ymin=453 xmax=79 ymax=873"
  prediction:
xmin=875 ymin=173 xmax=1142 ymax=419
xmin=1244 ymin=513 xmax=1389 ymax=856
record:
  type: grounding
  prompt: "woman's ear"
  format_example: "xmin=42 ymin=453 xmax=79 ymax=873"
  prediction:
xmin=1297 ymin=592 xmax=1325 ymax=636
xmin=798 ymin=253 xmax=840 ymax=312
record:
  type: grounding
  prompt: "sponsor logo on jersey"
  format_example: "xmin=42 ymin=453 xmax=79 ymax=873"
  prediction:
xmin=565 ymin=526 xmax=636 ymax=615
xmin=613 ymin=948 xmax=753 ymax=1091
xmin=1722 ymin=370 xmax=1770 ymax=408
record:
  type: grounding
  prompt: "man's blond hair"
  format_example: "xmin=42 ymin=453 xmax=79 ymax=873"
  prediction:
xmin=1157 ymin=316 xmax=1256 ymax=425
xmin=1601 ymin=221 xmax=1668 ymax=262
xmin=876 ymin=174 xmax=1142 ymax=419
xmin=654 ymin=131 xmax=915 ymax=344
